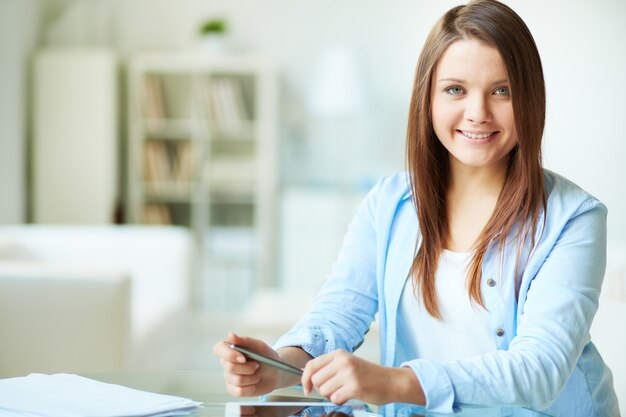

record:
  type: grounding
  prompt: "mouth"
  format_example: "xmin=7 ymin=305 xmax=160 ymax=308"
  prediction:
xmin=458 ymin=130 xmax=497 ymax=139
xmin=456 ymin=129 xmax=500 ymax=145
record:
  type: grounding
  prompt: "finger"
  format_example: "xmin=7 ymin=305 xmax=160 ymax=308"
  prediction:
xmin=225 ymin=371 xmax=261 ymax=387
xmin=221 ymin=357 xmax=260 ymax=375
xmin=328 ymin=386 xmax=351 ymax=405
xmin=227 ymin=330 xmax=241 ymax=344
xmin=314 ymin=368 xmax=343 ymax=401
xmin=301 ymin=359 xmax=324 ymax=395
xmin=301 ymin=370 xmax=313 ymax=397
xmin=302 ymin=354 xmax=334 ymax=395
xmin=227 ymin=384 xmax=259 ymax=397
xmin=215 ymin=339 xmax=247 ymax=364
xmin=228 ymin=331 xmax=269 ymax=353
xmin=228 ymin=332 xmax=276 ymax=357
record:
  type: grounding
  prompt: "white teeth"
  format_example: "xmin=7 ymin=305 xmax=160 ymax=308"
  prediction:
xmin=461 ymin=131 xmax=494 ymax=139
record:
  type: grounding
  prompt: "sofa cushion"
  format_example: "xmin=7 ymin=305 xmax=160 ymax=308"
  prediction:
xmin=0 ymin=263 xmax=130 ymax=376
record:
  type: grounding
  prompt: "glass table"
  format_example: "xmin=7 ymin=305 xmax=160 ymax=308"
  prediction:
xmin=81 ymin=370 xmax=553 ymax=417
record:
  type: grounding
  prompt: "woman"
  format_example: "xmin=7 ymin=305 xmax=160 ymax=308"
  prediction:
xmin=213 ymin=1 xmax=619 ymax=415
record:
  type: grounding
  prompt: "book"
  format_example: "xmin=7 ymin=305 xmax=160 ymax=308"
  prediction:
xmin=175 ymin=141 xmax=194 ymax=182
xmin=143 ymin=204 xmax=172 ymax=225
xmin=142 ymin=75 xmax=166 ymax=120
xmin=202 ymin=77 xmax=250 ymax=138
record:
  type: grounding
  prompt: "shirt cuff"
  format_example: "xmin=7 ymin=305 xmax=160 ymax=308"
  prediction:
xmin=273 ymin=325 xmax=337 ymax=358
xmin=401 ymin=359 xmax=455 ymax=413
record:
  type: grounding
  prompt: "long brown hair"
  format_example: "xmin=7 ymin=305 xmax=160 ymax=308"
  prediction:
xmin=406 ymin=0 xmax=547 ymax=318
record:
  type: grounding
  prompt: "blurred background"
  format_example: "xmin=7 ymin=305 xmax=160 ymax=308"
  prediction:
xmin=0 ymin=0 xmax=624 ymax=396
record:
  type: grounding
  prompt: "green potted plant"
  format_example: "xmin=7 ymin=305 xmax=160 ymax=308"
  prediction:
xmin=197 ymin=18 xmax=229 ymax=54
xmin=199 ymin=19 xmax=227 ymax=35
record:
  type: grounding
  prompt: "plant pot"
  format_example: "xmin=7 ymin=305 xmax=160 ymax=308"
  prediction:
xmin=196 ymin=34 xmax=228 ymax=55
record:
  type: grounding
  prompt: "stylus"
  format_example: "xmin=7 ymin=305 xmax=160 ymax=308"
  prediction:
xmin=229 ymin=344 xmax=304 ymax=376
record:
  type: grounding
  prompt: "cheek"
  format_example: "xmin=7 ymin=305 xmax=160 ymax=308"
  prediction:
xmin=430 ymin=100 xmax=452 ymax=137
xmin=504 ymin=114 xmax=518 ymax=144
xmin=499 ymin=106 xmax=516 ymax=134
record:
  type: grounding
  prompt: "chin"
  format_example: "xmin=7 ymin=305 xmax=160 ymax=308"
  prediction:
xmin=451 ymin=152 xmax=506 ymax=170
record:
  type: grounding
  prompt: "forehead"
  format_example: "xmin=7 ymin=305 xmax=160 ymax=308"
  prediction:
xmin=434 ymin=38 xmax=508 ymax=82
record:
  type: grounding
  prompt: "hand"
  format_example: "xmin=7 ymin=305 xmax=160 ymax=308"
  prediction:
xmin=301 ymin=350 xmax=425 ymax=406
xmin=212 ymin=332 xmax=281 ymax=397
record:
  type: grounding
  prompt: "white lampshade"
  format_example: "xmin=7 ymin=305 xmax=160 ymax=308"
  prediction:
xmin=308 ymin=46 xmax=365 ymax=118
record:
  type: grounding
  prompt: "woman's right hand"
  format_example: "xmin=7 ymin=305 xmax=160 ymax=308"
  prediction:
xmin=213 ymin=332 xmax=281 ymax=397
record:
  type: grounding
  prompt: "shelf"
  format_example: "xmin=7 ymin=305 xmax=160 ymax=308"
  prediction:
xmin=130 ymin=52 xmax=273 ymax=74
xmin=210 ymin=138 xmax=255 ymax=157
xmin=139 ymin=118 xmax=258 ymax=142
xmin=141 ymin=119 xmax=203 ymax=139
xmin=209 ymin=203 xmax=254 ymax=227
xmin=205 ymin=182 xmax=258 ymax=197
xmin=127 ymin=52 xmax=279 ymax=304
xmin=142 ymin=181 xmax=195 ymax=202
xmin=203 ymin=226 xmax=258 ymax=256
xmin=207 ymin=122 xmax=256 ymax=142
xmin=205 ymin=156 xmax=255 ymax=180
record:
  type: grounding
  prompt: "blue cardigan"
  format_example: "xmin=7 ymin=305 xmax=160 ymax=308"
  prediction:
xmin=275 ymin=170 xmax=619 ymax=416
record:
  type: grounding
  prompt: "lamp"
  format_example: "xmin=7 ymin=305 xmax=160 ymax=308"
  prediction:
xmin=308 ymin=46 xmax=365 ymax=119
xmin=302 ymin=46 xmax=369 ymax=186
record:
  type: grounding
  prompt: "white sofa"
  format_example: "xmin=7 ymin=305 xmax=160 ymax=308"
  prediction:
xmin=0 ymin=225 xmax=194 ymax=375
xmin=0 ymin=264 xmax=130 ymax=377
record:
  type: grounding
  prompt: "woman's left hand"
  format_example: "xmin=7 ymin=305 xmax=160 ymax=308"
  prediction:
xmin=301 ymin=350 xmax=425 ymax=406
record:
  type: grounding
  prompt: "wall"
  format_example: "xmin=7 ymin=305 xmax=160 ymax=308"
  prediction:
xmin=114 ymin=0 xmax=626 ymax=239
xmin=524 ymin=0 xmax=626 ymax=242
xmin=1 ymin=0 xmax=625 ymax=238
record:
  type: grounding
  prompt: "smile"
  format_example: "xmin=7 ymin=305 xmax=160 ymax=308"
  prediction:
xmin=460 ymin=130 xmax=496 ymax=139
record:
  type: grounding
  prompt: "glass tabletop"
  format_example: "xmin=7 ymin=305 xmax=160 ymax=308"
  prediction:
xmin=81 ymin=370 xmax=553 ymax=417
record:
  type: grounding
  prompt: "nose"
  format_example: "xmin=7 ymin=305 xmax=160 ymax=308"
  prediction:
xmin=464 ymin=93 xmax=492 ymax=124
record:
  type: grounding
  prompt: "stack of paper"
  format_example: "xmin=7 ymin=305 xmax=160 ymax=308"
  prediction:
xmin=0 ymin=373 xmax=201 ymax=417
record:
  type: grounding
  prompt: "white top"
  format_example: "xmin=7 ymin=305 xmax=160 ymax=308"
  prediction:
xmin=398 ymin=249 xmax=496 ymax=361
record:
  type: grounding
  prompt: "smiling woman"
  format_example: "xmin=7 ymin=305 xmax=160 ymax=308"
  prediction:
xmin=213 ymin=1 xmax=619 ymax=416
xmin=429 ymin=39 xmax=519 ymax=253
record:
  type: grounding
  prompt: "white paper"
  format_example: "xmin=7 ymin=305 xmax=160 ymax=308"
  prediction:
xmin=0 ymin=373 xmax=201 ymax=417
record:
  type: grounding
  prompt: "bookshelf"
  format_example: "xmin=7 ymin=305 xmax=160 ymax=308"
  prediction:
xmin=127 ymin=53 xmax=278 ymax=311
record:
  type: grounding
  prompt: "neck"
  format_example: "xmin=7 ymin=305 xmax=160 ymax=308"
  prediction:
xmin=443 ymin=154 xmax=509 ymax=252
xmin=447 ymin=155 xmax=508 ymax=198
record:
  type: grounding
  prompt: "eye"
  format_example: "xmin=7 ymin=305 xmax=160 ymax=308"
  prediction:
xmin=445 ymin=86 xmax=465 ymax=96
xmin=493 ymin=86 xmax=510 ymax=96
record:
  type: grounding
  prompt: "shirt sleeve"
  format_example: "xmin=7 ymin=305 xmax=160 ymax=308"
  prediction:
xmin=403 ymin=198 xmax=608 ymax=413
xmin=273 ymin=179 xmax=382 ymax=357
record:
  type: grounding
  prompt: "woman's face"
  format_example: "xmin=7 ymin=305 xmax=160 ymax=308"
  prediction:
xmin=431 ymin=38 xmax=517 ymax=173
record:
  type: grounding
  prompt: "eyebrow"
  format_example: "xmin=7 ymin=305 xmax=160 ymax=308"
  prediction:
xmin=437 ymin=78 xmax=510 ymax=85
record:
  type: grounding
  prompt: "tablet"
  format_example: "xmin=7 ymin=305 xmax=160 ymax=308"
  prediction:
xmin=225 ymin=402 xmax=368 ymax=417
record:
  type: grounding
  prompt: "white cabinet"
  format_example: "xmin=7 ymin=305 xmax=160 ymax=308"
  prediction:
xmin=126 ymin=53 xmax=278 ymax=310
xmin=32 ymin=48 xmax=118 ymax=224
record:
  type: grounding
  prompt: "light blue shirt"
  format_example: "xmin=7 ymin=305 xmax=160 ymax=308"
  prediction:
xmin=274 ymin=170 xmax=619 ymax=416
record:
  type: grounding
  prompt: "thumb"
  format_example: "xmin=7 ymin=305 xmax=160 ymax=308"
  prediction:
xmin=227 ymin=331 xmax=250 ymax=347
xmin=227 ymin=332 xmax=272 ymax=356
xmin=226 ymin=331 xmax=255 ymax=349
xmin=227 ymin=331 xmax=240 ymax=344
